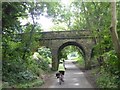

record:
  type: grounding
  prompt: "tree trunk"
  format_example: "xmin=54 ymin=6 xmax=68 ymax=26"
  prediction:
xmin=110 ymin=2 xmax=120 ymax=88
xmin=110 ymin=1 xmax=120 ymax=59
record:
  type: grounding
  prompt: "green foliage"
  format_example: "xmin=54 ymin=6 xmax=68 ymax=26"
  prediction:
xmin=2 ymin=57 xmax=37 ymax=85
xmin=2 ymin=48 xmax=51 ymax=86
xmin=2 ymin=1 xmax=120 ymax=88
xmin=38 ymin=47 xmax=52 ymax=59
xmin=2 ymin=2 xmax=27 ymax=29
xmin=37 ymin=47 xmax=52 ymax=71
xmin=39 ymin=59 xmax=50 ymax=72
xmin=13 ymin=79 xmax=44 ymax=88
xmin=18 ymin=70 xmax=37 ymax=81
xmin=97 ymin=69 xmax=118 ymax=88
xmin=76 ymin=56 xmax=84 ymax=66
xmin=59 ymin=46 xmax=80 ymax=60
xmin=96 ymin=50 xmax=119 ymax=88
xmin=2 ymin=2 xmax=52 ymax=87
xmin=103 ymin=50 xmax=119 ymax=75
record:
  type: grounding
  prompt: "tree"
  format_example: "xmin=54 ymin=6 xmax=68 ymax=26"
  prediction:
xmin=110 ymin=1 xmax=120 ymax=59
xmin=110 ymin=2 xmax=120 ymax=87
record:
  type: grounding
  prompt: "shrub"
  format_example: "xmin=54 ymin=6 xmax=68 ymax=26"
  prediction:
xmin=97 ymin=68 xmax=118 ymax=88
xmin=96 ymin=50 xmax=119 ymax=88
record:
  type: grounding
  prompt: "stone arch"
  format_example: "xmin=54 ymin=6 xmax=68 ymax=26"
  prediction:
xmin=57 ymin=41 xmax=86 ymax=68
xmin=39 ymin=30 xmax=94 ymax=70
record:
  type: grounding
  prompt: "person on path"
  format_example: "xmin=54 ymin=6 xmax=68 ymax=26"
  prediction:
xmin=57 ymin=60 xmax=66 ymax=82
xmin=60 ymin=58 xmax=66 ymax=68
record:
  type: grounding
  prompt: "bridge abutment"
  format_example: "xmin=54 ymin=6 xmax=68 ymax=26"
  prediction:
xmin=84 ymin=47 xmax=92 ymax=69
xmin=85 ymin=58 xmax=91 ymax=70
xmin=51 ymin=48 xmax=58 ymax=71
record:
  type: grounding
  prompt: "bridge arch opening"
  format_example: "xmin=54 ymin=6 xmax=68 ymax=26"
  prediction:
xmin=57 ymin=41 xmax=86 ymax=69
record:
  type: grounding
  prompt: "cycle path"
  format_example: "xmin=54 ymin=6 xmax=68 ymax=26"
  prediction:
xmin=40 ymin=60 xmax=94 ymax=88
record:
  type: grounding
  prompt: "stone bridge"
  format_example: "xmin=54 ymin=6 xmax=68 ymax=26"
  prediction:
xmin=39 ymin=30 xmax=95 ymax=70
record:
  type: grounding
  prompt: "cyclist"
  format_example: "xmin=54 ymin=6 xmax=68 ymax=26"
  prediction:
xmin=60 ymin=58 xmax=66 ymax=69
xmin=58 ymin=60 xmax=66 ymax=82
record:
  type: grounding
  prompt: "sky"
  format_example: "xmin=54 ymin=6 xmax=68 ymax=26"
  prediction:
xmin=20 ymin=15 xmax=54 ymax=31
xmin=36 ymin=16 xmax=54 ymax=31
xmin=20 ymin=0 xmax=72 ymax=31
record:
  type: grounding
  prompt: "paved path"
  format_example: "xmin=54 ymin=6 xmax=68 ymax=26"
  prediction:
xmin=40 ymin=60 xmax=94 ymax=88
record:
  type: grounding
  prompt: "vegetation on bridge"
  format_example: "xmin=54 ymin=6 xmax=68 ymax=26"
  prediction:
xmin=2 ymin=1 xmax=120 ymax=88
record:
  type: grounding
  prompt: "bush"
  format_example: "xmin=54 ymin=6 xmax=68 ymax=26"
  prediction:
xmin=2 ymin=57 xmax=38 ymax=85
xmin=18 ymin=70 xmax=37 ymax=81
xmin=37 ymin=47 xmax=52 ymax=72
xmin=39 ymin=59 xmax=51 ymax=72
xmin=97 ymin=68 xmax=118 ymax=88
xmin=2 ymin=46 xmax=52 ymax=87
xmin=96 ymin=50 xmax=119 ymax=88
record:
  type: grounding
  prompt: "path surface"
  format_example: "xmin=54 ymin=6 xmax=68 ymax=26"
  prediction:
xmin=40 ymin=60 xmax=94 ymax=88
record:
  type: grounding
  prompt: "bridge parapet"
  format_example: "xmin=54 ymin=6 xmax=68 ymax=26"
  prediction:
xmin=40 ymin=30 xmax=92 ymax=40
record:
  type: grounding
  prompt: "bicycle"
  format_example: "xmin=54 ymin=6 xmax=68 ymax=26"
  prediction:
xmin=59 ymin=73 xmax=64 ymax=85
